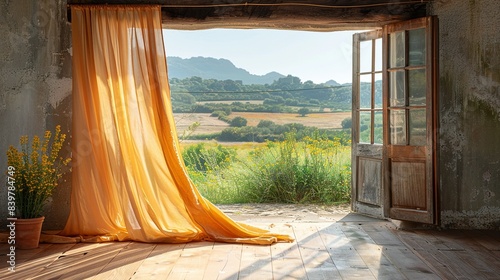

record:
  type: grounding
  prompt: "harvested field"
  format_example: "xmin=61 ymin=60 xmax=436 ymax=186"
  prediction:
xmin=230 ymin=112 xmax=351 ymax=128
xmin=173 ymin=111 xmax=351 ymax=136
xmin=197 ymin=100 xmax=264 ymax=105
xmin=174 ymin=113 xmax=229 ymax=136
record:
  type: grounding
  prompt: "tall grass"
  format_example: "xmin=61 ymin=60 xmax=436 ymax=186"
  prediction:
xmin=182 ymin=131 xmax=351 ymax=204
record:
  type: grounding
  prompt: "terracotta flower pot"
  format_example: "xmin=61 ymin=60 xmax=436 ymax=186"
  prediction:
xmin=15 ymin=216 xmax=45 ymax=249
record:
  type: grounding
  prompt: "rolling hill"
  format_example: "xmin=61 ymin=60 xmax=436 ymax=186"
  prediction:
xmin=167 ymin=56 xmax=285 ymax=85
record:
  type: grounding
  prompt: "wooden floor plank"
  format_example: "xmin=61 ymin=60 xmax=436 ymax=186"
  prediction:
xmin=435 ymin=230 xmax=500 ymax=277
xmin=357 ymin=248 xmax=406 ymax=279
xmin=167 ymin=241 xmax=214 ymax=280
xmin=448 ymin=230 xmax=494 ymax=252
xmin=428 ymin=231 xmax=466 ymax=251
xmin=293 ymin=223 xmax=341 ymax=280
xmin=417 ymin=230 xmax=499 ymax=279
xmin=131 ymin=243 xmax=185 ymax=280
xmin=31 ymin=242 xmax=130 ymax=280
xmin=344 ymin=223 xmax=407 ymax=279
xmin=437 ymin=249 xmax=484 ymax=279
xmin=91 ymin=242 xmax=156 ymax=280
xmin=381 ymin=247 xmax=440 ymax=280
xmin=471 ymin=230 xmax=500 ymax=251
xmin=454 ymin=250 xmax=500 ymax=279
xmin=238 ymin=244 xmax=273 ymax=280
xmin=319 ymin=224 xmax=376 ymax=279
xmin=0 ymin=243 xmax=77 ymax=280
xmin=202 ymin=243 xmax=242 ymax=280
xmin=412 ymin=230 xmax=452 ymax=250
xmin=2 ymin=221 xmax=499 ymax=280
xmin=270 ymin=224 xmax=307 ymax=279
xmin=395 ymin=229 xmax=457 ymax=280
xmin=361 ymin=223 xmax=405 ymax=247
xmin=0 ymin=243 xmax=53 ymax=269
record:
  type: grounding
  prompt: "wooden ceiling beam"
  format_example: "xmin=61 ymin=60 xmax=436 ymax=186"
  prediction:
xmin=67 ymin=0 xmax=429 ymax=31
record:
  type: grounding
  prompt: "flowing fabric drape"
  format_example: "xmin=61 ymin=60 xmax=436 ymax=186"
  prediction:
xmin=61 ymin=5 xmax=292 ymax=245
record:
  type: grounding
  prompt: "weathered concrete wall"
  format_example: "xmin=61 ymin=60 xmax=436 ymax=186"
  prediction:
xmin=430 ymin=0 xmax=500 ymax=229
xmin=0 ymin=0 xmax=72 ymax=229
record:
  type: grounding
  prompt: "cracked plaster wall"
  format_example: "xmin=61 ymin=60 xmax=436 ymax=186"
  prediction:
xmin=0 ymin=0 xmax=72 ymax=229
xmin=430 ymin=0 xmax=500 ymax=229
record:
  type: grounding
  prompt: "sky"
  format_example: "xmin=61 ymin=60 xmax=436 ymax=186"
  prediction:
xmin=163 ymin=29 xmax=362 ymax=85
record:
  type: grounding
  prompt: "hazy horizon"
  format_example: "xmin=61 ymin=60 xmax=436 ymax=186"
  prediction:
xmin=163 ymin=29 xmax=365 ymax=84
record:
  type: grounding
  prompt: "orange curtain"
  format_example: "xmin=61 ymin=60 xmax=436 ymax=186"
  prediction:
xmin=61 ymin=5 xmax=292 ymax=245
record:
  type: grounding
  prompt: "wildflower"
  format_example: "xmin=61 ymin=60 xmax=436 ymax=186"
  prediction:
xmin=6 ymin=125 xmax=71 ymax=219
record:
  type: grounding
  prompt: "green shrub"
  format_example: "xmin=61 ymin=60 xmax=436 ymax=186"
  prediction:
xmin=297 ymin=108 xmax=310 ymax=117
xmin=341 ymin=117 xmax=352 ymax=129
xmin=230 ymin=116 xmax=248 ymax=127
xmin=257 ymin=120 xmax=275 ymax=128
xmin=182 ymin=143 xmax=236 ymax=172
xmin=210 ymin=110 xmax=227 ymax=118
xmin=230 ymin=131 xmax=351 ymax=204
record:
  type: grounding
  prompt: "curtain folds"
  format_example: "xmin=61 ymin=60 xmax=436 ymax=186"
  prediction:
xmin=61 ymin=5 xmax=292 ymax=245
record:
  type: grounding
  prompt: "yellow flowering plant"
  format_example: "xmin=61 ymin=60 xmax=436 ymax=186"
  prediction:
xmin=6 ymin=125 xmax=71 ymax=219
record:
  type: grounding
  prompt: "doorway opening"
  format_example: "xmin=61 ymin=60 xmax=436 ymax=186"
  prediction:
xmin=164 ymin=28 xmax=359 ymax=206
xmin=164 ymin=18 xmax=438 ymax=225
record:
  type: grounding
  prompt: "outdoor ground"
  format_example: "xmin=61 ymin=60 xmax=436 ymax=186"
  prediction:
xmin=216 ymin=203 xmax=351 ymax=223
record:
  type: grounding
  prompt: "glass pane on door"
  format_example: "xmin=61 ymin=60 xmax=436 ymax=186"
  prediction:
xmin=409 ymin=69 xmax=426 ymax=106
xmin=375 ymin=38 xmax=383 ymax=71
xmin=374 ymin=110 xmax=383 ymax=144
xmin=390 ymin=31 xmax=405 ymax=68
xmin=374 ymin=73 xmax=382 ymax=108
xmin=390 ymin=109 xmax=406 ymax=145
xmin=359 ymin=111 xmax=372 ymax=143
xmin=390 ymin=71 xmax=405 ymax=107
xmin=409 ymin=109 xmax=427 ymax=145
xmin=409 ymin=28 xmax=426 ymax=66
xmin=360 ymin=40 xmax=373 ymax=73
xmin=360 ymin=74 xmax=372 ymax=109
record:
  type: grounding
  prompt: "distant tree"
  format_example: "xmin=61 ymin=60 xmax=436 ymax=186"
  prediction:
xmin=230 ymin=116 xmax=247 ymax=127
xmin=341 ymin=117 xmax=352 ymax=129
xmin=257 ymin=120 xmax=275 ymax=128
xmin=222 ymin=107 xmax=232 ymax=116
xmin=263 ymin=96 xmax=286 ymax=105
xmin=270 ymin=105 xmax=283 ymax=113
xmin=298 ymin=108 xmax=310 ymax=117
xmin=171 ymin=92 xmax=196 ymax=105
xmin=272 ymin=75 xmax=302 ymax=90
xmin=210 ymin=111 xmax=227 ymax=118
xmin=303 ymin=80 xmax=315 ymax=88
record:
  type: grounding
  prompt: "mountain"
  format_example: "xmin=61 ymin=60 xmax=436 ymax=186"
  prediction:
xmin=167 ymin=56 xmax=285 ymax=85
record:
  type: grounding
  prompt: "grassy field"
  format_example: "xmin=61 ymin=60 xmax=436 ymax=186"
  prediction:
xmin=181 ymin=134 xmax=351 ymax=204
xmin=174 ymin=111 xmax=351 ymax=136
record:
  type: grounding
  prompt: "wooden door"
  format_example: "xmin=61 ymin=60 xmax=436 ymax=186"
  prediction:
xmin=351 ymin=30 xmax=385 ymax=219
xmin=352 ymin=17 xmax=438 ymax=224
xmin=383 ymin=16 xmax=438 ymax=224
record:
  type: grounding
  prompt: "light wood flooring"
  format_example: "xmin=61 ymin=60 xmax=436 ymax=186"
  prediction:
xmin=1 ymin=214 xmax=499 ymax=279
